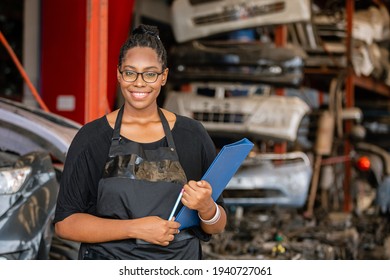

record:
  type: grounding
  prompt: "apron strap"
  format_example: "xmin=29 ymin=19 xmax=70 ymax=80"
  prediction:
xmin=158 ymin=107 xmax=177 ymax=151
xmin=111 ymin=105 xmax=124 ymax=148
xmin=111 ymin=106 xmax=176 ymax=151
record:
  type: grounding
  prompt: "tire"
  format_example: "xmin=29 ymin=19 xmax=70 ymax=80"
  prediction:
xmin=49 ymin=234 xmax=80 ymax=260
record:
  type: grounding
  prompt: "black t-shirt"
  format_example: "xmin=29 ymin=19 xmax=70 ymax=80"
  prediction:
xmin=54 ymin=113 xmax=222 ymax=224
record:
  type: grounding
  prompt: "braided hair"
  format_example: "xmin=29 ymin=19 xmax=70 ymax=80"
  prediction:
xmin=118 ymin=24 xmax=167 ymax=70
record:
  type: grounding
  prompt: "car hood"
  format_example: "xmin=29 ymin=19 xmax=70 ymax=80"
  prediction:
xmin=0 ymin=97 xmax=81 ymax=163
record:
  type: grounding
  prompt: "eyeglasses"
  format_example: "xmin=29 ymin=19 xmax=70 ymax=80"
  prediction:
xmin=118 ymin=69 xmax=164 ymax=83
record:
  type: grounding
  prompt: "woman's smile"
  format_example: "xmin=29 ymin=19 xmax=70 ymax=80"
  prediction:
xmin=131 ymin=91 xmax=150 ymax=99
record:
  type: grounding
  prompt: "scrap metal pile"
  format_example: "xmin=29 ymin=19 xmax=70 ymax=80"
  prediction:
xmin=166 ymin=0 xmax=390 ymax=260
xmin=202 ymin=207 xmax=390 ymax=260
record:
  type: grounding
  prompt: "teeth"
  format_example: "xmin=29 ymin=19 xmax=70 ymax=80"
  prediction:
xmin=132 ymin=92 xmax=148 ymax=98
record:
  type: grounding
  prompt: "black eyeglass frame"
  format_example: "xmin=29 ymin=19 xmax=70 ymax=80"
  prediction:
xmin=118 ymin=68 xmax=165 ymax=83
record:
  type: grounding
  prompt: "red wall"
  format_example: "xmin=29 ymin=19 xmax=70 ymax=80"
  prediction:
xmin=107 ymin=0 xmax=135 ymax=110
xmin=41 ymin=0 xmax=134 ymax=124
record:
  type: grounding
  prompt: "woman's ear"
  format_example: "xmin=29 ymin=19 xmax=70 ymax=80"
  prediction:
xmin=161 ymin=68 xmax=169 ymax=86
xmin=117 ymin=67 xmax=121 ymax=82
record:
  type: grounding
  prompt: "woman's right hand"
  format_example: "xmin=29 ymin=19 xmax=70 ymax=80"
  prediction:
xmin=134 ymin=216 xmax=181 ymax=246
xmin=55 ymin=213 xmax=181 ymax=245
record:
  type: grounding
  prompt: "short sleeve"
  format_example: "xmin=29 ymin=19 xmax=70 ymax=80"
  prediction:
xmin=54 ymin=117 xmax=111 ymax=223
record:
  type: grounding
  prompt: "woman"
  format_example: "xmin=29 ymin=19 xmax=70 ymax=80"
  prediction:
xmin=53 ymin=24 xmax=227 ymax=260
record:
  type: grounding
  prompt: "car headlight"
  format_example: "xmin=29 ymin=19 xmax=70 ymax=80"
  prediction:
xmin=0 ymin=166 xmax=31 ymax=194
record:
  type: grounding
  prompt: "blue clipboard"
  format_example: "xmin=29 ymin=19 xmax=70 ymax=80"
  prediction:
xmin=175 ymin=138 xmax=254 ymax=230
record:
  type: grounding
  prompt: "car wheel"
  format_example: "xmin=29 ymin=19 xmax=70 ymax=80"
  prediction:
xmin=49 ymin=234 xmax=80 ymax=260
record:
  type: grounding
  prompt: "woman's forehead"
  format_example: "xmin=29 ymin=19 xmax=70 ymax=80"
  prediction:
xmin=122 ymin=47 xmax=161 ymax=69
xmin=122 ymin=47 xmax=162 ymax=69
xmin=124 ymin=47 xmax=159 ymax=61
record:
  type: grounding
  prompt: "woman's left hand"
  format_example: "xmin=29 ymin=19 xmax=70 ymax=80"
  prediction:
xmin=182 ymin=180 xmax=227 ymax=234
xmin=181 ymin=180 xmax=214 ymax=215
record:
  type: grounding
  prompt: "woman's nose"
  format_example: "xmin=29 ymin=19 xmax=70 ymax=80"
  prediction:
xmin=134 ymin=73 xmax=146 ymax=86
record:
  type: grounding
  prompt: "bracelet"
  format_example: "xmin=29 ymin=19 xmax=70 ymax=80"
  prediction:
xmin=198 ymin=202 xmax=221 ymax=225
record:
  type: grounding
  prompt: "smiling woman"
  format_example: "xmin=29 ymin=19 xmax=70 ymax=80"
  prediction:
xmin=53 ymin=24 xmax=227 ymax=260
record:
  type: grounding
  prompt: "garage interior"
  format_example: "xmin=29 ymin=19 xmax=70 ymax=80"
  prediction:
xmin=1 ymin=0 xmax=390 ymax=259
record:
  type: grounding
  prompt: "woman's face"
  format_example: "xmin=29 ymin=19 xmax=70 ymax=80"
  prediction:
xmin=117 ymin=46 xmax=168 ymax=111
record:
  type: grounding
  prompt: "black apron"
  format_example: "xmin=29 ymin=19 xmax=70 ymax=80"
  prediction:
xmin=79 ymin=106 xmax=200 ymax=259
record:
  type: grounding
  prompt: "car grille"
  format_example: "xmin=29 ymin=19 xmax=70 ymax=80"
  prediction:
xmin=193 ymin=111 xmax=247 ymax=123
xmin=193 ymin=1 xmax=285 ymax=26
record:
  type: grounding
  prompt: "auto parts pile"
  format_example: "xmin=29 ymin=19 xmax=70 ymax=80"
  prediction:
xmin=224 ymin=151 xmax=312 ymax=207
xmin=202 ymin=207 xmax=390 ymax=260
xmin=290 ymin=2 xmax=390 ymax=84
xmin=171 ymin=0 xmax=311 ymax=43
xmin=165 ymin=83 xmax=310 ymax=141
xmin=164 ymin=84 xmax=313 ymax=209
xmin=169 ymin=41 xmax=307 ymax=88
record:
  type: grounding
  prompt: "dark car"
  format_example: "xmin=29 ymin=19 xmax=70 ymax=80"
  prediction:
xmin=0 ymin=97 xmax=81 ymax=259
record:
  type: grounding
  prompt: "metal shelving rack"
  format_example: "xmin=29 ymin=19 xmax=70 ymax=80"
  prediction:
xmin=343 ymin=0 xmax=390 ymax=211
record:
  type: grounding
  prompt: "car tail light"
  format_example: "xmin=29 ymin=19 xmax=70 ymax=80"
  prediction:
xmin=356 ymin=156 xmax=371 ymax=172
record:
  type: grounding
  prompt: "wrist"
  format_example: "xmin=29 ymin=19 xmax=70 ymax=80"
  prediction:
xmin=198 ymin=202 xmax=221 ymax=225
xmin=197 ymin=198 xmax=215 ymax=217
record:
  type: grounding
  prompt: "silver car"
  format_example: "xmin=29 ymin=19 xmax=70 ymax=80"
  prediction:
xmin=0 ymin=97 xmax=80 ymax=259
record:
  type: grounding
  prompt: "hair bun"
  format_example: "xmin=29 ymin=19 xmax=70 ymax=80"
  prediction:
xmin=132 ymin=24 xmax=160 ymax=39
